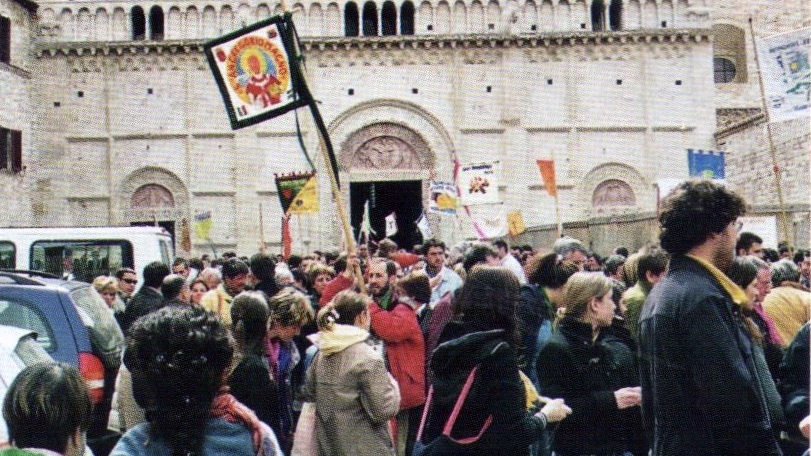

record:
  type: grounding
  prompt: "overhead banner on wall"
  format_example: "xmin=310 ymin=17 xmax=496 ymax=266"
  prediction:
xmin=757 ymin=28 xmax=811 ymax=123
xmin=458 ymin=161 xmax=501 ymax=205
xmin=428 ymin=181 xmax=458 ymax=214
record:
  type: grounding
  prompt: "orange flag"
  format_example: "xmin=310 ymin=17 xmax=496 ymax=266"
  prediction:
xmin=536 ymin=160 xmax=557 ymax=197
xmin=282 ymin=216 xmax=292 ymax=260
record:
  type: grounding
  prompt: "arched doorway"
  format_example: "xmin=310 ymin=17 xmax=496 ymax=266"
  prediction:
xmin=119 ymin=167 xmax=190 ymax=252
xmin=341 ymin=123 xmax=433 ymax=250
xmin=130 ymin=184 xmax=177 ymax=241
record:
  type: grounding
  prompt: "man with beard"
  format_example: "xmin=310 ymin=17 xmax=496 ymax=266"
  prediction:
xmin=638 ymin=180 xmax=780 ymax=455
xmin=422 ymin=238 xmax=463 ymax=305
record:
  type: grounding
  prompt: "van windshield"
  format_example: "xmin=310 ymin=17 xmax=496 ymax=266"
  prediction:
xmin=30 ymin=240 xmax=134 ymax=283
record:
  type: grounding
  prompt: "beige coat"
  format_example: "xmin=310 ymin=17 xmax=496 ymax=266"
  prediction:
xmin=300 ymin=325 xmax=400 ymax=456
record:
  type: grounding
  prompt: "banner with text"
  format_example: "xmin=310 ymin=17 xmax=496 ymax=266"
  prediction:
xmin=458 ymin=161 xmax=501 ymax=205
xmin=757 ymin=28 xmax=811 ymax=123
xmin=429 ymin=181 xmax=459 ymax=214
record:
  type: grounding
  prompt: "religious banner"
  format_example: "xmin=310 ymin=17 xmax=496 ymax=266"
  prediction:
xmin=507 ymin=211 xmax=526 ymax=237
xmin=688 ymin=149 xmax=725 ymax=179
xmin=458 ymin=161 xmax=501 ymax=205
xmin=757 ymin=28 xmax=811 ymax=123
xmin=194 ymin=211 xmax=213 ymax=240
xmin=428 ymin=181 xmax=458 ymax=214
xmin=385 ymin=213 xmax=398 ymax=238
xmin=536 ymin=160 xmax=557 ymax=197
xmin=274 ymin=172 xmax=319 ymax=215
xmin=204 ymin=15 xmax=309 ymax=130
xmin=469 ymin=206 xmax=508 ymax=240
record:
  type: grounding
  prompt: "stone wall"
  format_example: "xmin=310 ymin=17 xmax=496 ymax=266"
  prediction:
xmin=0 ymin=0 xmax=37 ymax=227
xmin=29 ymin=29 xmax=716 ymax=253
xmin=718 ymin=115 xmax=810 ymax=248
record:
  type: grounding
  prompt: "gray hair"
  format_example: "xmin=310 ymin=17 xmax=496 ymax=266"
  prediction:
xmin=553 ymin=236 xmax=587 ymax=257
xmin=771 ymin=259 xmax=801 ymax=287
xmin=275 ymin=267 xmax=294 ymax=286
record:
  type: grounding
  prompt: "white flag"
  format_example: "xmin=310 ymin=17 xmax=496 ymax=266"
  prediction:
xmin=385 ymin=212 xmax=398 ymax=238
xmin=416 ymin=212 xmax=432 ymax=239
xmin=757 ymin=28 xmax=811 ymax=122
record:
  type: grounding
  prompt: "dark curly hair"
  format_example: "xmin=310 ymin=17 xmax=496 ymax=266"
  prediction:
xmin=125 ymin=306 xmax=234 ymax=456
xmin=659 ymin=180 xmax=746 ymax=256
xmin=455 ymin=266 xmax=520 ymax=348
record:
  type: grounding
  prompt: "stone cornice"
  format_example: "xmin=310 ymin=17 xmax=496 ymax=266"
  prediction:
xmin=35 ymin=28 xmax=712 ymax=58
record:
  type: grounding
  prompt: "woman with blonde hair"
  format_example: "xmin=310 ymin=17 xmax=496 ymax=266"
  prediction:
xmin=537 ymin=272 xmax=647 ymax=456
xmin=299 ymin=290 xmax=400 ymax=455
xmin=93 ymin=275 xmax=122 ymax=312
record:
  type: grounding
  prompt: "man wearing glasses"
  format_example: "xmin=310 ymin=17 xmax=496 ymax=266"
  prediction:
xmin=115 ymin=267 xmax=138 ymax=305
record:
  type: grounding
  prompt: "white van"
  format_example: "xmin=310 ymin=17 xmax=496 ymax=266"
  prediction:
xmin=0 ymin=227 xmax=174 ymax=284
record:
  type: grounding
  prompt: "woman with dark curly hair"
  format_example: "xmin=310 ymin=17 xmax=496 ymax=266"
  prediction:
xmin=110 ymin=305 xmax=282 ymax=456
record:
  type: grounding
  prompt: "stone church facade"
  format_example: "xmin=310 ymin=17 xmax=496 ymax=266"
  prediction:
xmin=2 ymin=0 xmax=803 ymax=254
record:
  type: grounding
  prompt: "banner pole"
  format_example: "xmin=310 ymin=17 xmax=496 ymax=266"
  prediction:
xmin=748 ymin=17 xmax=792 ymax=250
xmin=259 ymin=203 xmax=267 ymax=254
xmin=554 ymin=194 xmax=562 ymax=239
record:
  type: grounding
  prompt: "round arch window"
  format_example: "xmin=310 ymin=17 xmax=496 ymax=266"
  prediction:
xmin=714 ymin=57 xmax=737 ymax=84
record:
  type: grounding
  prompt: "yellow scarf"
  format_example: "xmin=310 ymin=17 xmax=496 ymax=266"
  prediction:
xmin=686 ymin=254 xmax=748 ymax=306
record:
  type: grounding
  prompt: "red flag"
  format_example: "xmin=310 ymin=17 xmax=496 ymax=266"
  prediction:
xmin=282 ymin=216 xmax=292 ymax=260
xmin=536 ymin=160 xmax=557 ymax=197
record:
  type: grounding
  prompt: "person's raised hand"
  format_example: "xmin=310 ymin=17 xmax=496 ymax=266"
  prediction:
xmin=344 ymin=253 xmax=359 ymax=279
xmin=614 ymin=386 xmax=642 ymax=410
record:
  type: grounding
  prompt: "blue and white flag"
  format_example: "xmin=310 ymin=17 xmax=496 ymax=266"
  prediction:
xmin=688 ymin=149 xmax=725 ymax=179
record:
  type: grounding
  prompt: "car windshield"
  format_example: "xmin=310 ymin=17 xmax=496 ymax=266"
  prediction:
xmin=69 ymin=287 xmax=124 ymax=368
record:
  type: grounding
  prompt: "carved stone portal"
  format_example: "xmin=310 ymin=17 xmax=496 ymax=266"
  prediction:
xmin=340 ymin=122 xmax=433 ymax=172
xmin=354 ymin=136 xmax=419 ymax=170
xmin=592 ymin=179 xmax=636 ymax=208
xmin=131 ymin=184 xmax=175 ymax=209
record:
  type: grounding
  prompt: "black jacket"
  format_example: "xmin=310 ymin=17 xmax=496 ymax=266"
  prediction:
xmin=425 ymin=323 xmax=546 ymax=455
xmin=228 ymin=354 xmax=282 ymax=439
xmin=638 ymin=255 xmax=780 ymax=456
xmin=537 ymin=316 xmax=645 ymax=455
xmin=120 ymin=287 xmax=163 ymax=334
xmin=516 ymin=284 xmax=555 ymax=385
xmin=779 ymin=322 xmax=809 ymax=434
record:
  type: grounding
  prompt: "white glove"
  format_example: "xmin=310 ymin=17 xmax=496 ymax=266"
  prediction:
xmin=536 ymin=398 xmax=572 ymax=423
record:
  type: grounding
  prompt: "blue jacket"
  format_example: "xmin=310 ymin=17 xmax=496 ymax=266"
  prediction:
xmin=110 ymin=417 xmax=256 ymax=456
xmin=638 ymin=255 xmax=780 ymax=455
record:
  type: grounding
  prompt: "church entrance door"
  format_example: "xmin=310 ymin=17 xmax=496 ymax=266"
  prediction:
xmin=350 ymin=180 xmax=423 ymax=250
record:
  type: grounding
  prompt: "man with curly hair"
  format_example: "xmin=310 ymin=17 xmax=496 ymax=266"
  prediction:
xmin=638 ymin=180 xmax=781 ymax=455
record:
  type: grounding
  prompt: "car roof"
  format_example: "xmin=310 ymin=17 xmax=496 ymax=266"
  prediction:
xmin=0 ymin=272 xmax=90 ymax=292
xmin=0 ymin=226 xmax=168 ymax=236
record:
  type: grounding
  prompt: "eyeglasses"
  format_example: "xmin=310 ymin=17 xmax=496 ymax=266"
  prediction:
xmin=122 ymin=279 xmax=138 ymax=285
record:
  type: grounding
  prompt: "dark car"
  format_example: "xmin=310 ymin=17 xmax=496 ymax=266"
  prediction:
xmin=0 ymin=270 xmax=125 ymax=453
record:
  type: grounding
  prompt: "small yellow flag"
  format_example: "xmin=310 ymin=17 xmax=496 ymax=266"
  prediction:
xmin=507 ymin=211 xmax=526 ymax=237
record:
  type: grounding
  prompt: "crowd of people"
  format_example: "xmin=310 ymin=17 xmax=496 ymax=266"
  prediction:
xmin=2 ymin=179 xmax=810 ymax=456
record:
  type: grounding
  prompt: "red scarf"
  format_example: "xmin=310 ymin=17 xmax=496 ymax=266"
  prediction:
xmin=210 ymin=389 xmax=265 ymax=456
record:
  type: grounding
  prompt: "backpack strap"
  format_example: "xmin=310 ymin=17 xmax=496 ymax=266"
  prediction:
xmin=443 ymin=365 xmax=493 ymax=443
xmin=415 ymin=385 xmax=433 ymax=442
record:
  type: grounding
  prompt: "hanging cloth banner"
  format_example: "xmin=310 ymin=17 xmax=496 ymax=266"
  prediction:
xmin=385 ymin=212 xmax=398 ymax=238
xmin=429 ymin=181 xmax=459 ymax=214
xmin=507 ymin=211 xmax=526 ymax=237
xmin=416 ymin=212 xmax=432 ymax=239
xmin=756 ymin=27 xmax=811 ymax=123
xmin=458 ymin=161 xmax=501 ymax=205
xmin=275 ymin=171 xmax=319 ymax=215
xmin=194 ymin=211 xmax=213 ymax=240
xmin=205 ymin=14 xmax=341 ymax=186
xmin=536 ymin=160 xmax=558 ymax=197
xmin=687 ymin=149 xmax=725 ymax=179
xmin=468 ymin=205 xmax=508 ymax=240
